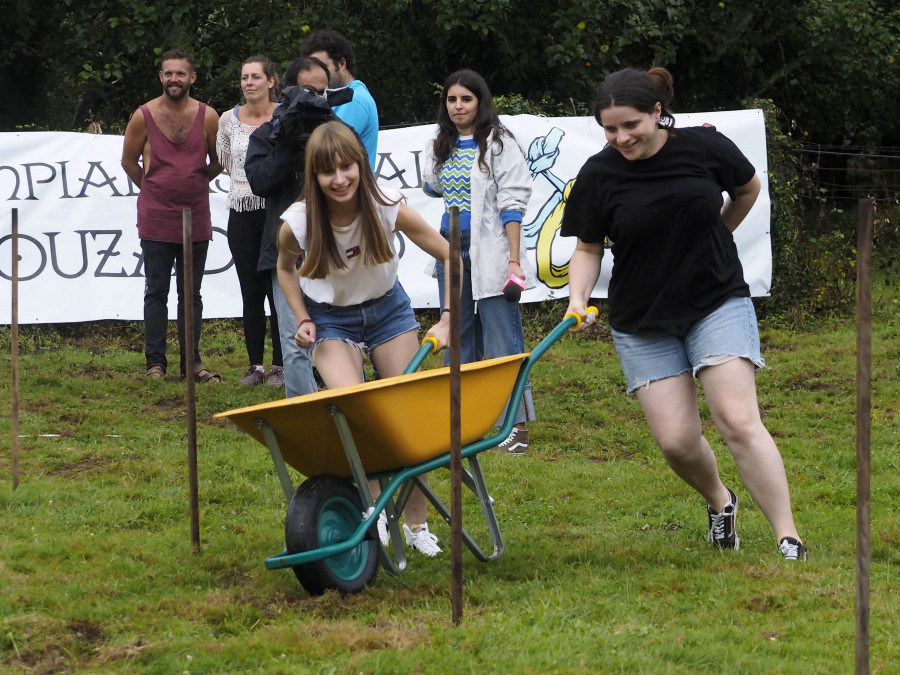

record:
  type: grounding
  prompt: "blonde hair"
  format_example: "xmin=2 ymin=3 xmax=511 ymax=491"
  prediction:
xmin=299 ymin=121 xmax=398 ymax=279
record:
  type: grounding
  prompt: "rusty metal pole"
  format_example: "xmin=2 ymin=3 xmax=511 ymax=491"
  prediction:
xmin=183 ymin=208 xmax=200 ymax=553
xmin=855 ymin=198 xmax=873 ymax=675
xmin=448 ymin=206 xmax=463 ymax=625
xmin=11 ymin=209 xmax=20 ymax=491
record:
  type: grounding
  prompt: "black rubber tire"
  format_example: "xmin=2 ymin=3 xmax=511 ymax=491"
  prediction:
xmin=284 ymin=474 xmax=379 ymax=595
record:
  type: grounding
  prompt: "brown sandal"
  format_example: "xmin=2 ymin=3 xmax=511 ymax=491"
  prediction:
xmin=194 ymin=366 xmax=221 ymax=383
xmin=146 ymin=365 xmax=165 ymax=379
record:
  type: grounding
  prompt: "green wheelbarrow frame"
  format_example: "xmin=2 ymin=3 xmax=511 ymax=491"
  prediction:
xmin=217 ymin=309 xmax=594 ymax=593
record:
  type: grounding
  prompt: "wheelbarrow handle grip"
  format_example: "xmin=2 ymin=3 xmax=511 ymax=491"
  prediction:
xmin=421 ymin=336 xmax=440 ymax=354
xmin=403 ymin=337 xmax=441 ymax=375
xmin=564 ymin=306 xmax=599 ymax=330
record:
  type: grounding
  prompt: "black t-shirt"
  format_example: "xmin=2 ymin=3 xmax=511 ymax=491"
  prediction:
xmin=561 ymin=125 xmax=756 ymax=335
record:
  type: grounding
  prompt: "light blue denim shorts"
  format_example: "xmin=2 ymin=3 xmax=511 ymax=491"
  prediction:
xmin=305 ymin=280 xmax=420 ymax=354
xmin=611 ymin=296 xmax=765 ymax=395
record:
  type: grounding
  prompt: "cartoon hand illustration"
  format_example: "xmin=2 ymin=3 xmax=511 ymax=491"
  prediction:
xmin=527 ymin=127 xmax=565 ymax=176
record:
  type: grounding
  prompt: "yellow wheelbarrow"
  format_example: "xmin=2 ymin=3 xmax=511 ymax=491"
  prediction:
xmin=216 ymin=308 xmax=596 ymax=595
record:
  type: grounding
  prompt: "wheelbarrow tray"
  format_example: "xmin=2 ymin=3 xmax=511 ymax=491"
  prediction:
xmin=215 ymin=353 xmax=529 ymax=478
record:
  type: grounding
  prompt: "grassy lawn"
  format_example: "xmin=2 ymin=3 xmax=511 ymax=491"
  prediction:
xmin=1 ymin=293 xmax=898 ymax=674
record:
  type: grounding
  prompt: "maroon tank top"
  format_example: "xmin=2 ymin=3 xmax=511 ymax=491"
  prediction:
xmin=136 ymin=102 xmax=213 ymax=242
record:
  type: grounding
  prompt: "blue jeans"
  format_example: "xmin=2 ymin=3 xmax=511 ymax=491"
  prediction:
xmin=435 ymin=229 xmax=535 ymax=425
xmin=271 ymin=270 xmax=317 ymax=397
xmin=611 ymin=296 xmax=765 ymax=395
xmin=306 ymin=280 xmax=419 ymax=352
xmin=141 ymin=239 xmax=208 ymax=375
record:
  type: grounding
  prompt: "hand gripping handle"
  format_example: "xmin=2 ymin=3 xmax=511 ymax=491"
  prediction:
xmin=403 ymin=336 xmax=441 ymax=375
xmin=563 ymin=306 xmax=599 ymax=330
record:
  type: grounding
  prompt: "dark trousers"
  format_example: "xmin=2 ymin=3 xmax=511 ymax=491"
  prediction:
xmin=226 ymin=208 xmax=282 ymax=367
xmin=141 ymin=239 xmax=209 ymax=375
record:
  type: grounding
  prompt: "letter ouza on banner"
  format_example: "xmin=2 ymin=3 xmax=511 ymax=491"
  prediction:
xmin=0 ymin=111 xmax=770 ymax=324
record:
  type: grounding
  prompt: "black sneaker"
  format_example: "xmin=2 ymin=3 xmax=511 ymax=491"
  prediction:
xmin=707 ymin=487 xmax=740 ymax=550
xmin=497 ymin=427 xmax=529 ymax=455
xmin=778 ymin=536 xmax=808 ymax=561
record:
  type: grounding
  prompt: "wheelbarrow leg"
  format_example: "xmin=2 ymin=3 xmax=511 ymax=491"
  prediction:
xmin=462 ymin=456 xmax=504 ymax=559
xmin=328 ymin=404 xmax=409 ymax=575
xmin=408 ymin=459 xmax=504 ymax=562
xmin=376 ymin=477 xmax=408 ymax=574
xmin=328 ymin=404 xmax=375 ymax=508
xmin=255 ymin=418 xmax=295 ymax=502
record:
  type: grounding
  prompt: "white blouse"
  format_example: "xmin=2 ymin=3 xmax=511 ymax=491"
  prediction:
xmin=216 ymin=105 xmax=266 ymax=212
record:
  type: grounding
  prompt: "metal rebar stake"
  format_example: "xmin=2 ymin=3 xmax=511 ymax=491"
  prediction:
xmin=448 ymin=206 xmax=463 ymax=625
xmin=183 ymin=208 xmax=200 ymax=553
xmin=11 ymin=208 xmax=20 ymax=491
xmin=855 ymin=198 xmax=873 ymax=675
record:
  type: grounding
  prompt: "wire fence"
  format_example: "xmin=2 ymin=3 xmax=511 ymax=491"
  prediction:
xmin=792 ymin=145 xmax=900 ymax=204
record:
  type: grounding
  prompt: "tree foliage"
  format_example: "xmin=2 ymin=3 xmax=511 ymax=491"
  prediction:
xmin=2 ymin=0 xmax=898 ymax=147
xmin=2 ymin=1 xmax=898 ymax=319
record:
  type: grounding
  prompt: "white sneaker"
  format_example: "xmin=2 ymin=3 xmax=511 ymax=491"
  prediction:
xmin=402 ymin=523 xmax=442 ymax=557
xmin=376 ymin=511 xmax=390 ymax=546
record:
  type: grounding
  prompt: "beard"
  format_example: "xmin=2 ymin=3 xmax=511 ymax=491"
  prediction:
xmin=164 ymin=83 xmax=190 ymax=101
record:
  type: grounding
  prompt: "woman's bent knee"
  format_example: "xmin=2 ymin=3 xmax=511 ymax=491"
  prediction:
xmin=655 ymin=431 xmax=706 ymax=464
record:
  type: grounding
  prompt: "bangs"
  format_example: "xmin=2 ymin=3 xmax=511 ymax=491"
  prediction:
xmin=309 ymin=123 xmax=366 ymax=173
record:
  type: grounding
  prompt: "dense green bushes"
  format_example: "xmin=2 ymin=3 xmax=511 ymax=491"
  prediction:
xmin=3 ymin=0 xmax=899 ymax=322
xmin=4 ymin=1 xmax=899 ymax=146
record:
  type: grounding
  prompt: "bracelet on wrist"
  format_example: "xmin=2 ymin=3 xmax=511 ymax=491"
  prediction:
xmin=508 ymin=259 xmax=520 ymax=265
xmin=441 ymin=308 xmax=451 ymax=314
xmin=298 ymin=318 xmax=313 ymax=327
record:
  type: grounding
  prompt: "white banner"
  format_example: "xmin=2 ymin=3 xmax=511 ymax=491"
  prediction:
xmin=1 ymin=110 xmax=769 ymax=324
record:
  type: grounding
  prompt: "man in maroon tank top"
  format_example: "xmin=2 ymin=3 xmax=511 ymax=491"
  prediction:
xmin=121 ymin=49 xmax=223 ymax=382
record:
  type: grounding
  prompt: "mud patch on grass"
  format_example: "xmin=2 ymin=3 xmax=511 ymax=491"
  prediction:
xmin=300 ymin=616 xmax=430 ymax=655
xmin=67 ymin=618 xmax=106 ymax=647
xmin=45 ymin=453 xmax=111 ymax=477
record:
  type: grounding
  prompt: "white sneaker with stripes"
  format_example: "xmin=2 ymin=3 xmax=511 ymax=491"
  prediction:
xmin=403 ymin=523 xmax=442 ymax=557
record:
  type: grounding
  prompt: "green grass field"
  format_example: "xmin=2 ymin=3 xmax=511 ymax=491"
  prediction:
xmin=1 ymin=295 xmax=898 ymax=673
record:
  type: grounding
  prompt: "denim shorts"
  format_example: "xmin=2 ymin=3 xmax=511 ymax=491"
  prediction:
xmin=305 ymin=279 xmax=420 ymax=354
xmin=611 ymin=296 xmax=765 ymax=395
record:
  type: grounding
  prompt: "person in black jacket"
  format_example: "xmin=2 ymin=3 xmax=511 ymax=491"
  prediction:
xmin=244 ymin=57 xmax=330 ymax=397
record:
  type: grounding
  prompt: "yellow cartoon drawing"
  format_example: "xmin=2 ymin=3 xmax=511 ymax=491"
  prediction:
xmin=523 ymin=127 xmax=577 ymax=289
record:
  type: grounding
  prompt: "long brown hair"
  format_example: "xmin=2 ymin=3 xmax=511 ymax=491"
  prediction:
xmin=299 ymin=121 xmax=398 ymax=279
xmin=432 ymin=69 xmax=511 ymax=175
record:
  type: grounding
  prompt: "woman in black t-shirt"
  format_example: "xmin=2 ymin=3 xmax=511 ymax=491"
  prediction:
xmin=562 ymin=67 xmax=807 ymax=562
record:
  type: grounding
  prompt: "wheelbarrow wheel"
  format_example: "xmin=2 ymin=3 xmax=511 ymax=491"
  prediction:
xmin=285 ymin=474 xmax=379 ymax=595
